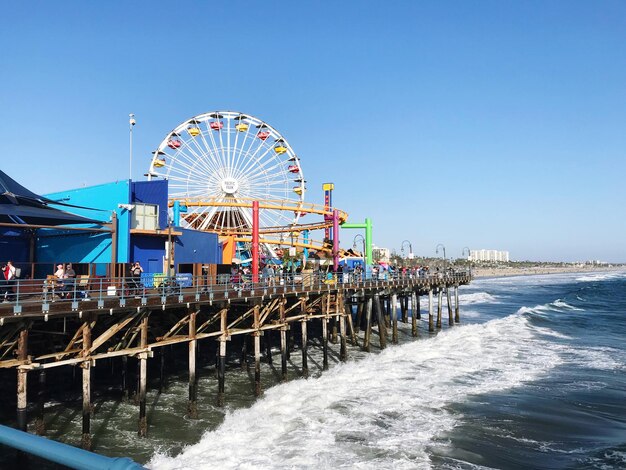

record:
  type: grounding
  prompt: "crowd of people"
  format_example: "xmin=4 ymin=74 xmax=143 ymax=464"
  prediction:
xmin=0 ymin=258 xmax=456 ymax=303
xmin=226 ymin=262 xmax=439 ymax=287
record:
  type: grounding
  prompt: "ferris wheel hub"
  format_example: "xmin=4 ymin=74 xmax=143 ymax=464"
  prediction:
xmin=220 ymin=177 xmax=239 ymax=195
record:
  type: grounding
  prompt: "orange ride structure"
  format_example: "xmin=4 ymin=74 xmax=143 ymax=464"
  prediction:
xmin=147 ymin=111 xmax=349 ymax=280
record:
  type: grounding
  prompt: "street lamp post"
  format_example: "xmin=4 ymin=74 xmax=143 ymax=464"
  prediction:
xmin=462 ymin=246 xmax=471 ymax=277
xmin=401 ymin=240 xmax=413 ymax=265
xmin=129 ymin=113 xmax=136 ymax=181
xmin=435 ymin=243 xmax=446 ymax=272
xmin=353 ymin=234 xmax=366 ymax=281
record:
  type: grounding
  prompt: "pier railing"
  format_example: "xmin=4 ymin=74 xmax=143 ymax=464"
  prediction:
xmin=0 ymin=270 xmax=470 ymax=317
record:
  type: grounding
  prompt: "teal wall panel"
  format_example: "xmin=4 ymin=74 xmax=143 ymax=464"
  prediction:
xmin=44 ymin=181 xmax=131 ymax=263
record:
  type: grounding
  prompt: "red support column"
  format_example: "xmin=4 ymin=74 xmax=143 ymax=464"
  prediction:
xmin=252 ymin=200 xmax=259 ymax=283
xmin=333 ymin=209 xmax=339 ymax=272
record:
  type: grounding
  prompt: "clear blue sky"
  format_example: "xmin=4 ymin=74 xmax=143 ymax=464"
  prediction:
xmin=2 ymin=1 xmax=625 ymax=262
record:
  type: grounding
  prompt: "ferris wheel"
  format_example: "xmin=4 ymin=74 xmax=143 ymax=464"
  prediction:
xmin=148 ymin=111 xmax=306 ymax=234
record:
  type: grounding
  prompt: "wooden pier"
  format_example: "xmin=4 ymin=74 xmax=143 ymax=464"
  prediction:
xmin=0 ymin=272 xmax=470 ymax=449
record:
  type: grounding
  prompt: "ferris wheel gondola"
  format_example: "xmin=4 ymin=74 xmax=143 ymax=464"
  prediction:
xmin=148 ymin=111 xmax=306 ymax=257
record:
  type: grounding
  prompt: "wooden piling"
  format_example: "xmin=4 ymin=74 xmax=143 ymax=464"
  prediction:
xmin=217 ymin=308 xmax=227 ymax=407
xmin=138 ymin=315 xmax=149 ymax=437
xmin=279 ymin=300 xmax=288 ymax=381
xmin=339 ymin=302 xmax=347 ymax=362
xmin=16 ymin=328 xmax=28 ymax=433
xmin=428 ymin=289 xmax=435 ymax=332
xmin=188 ymin=311 xmax=198 ymax=417
xmin=378 ymin=296 xmax=391 ymax=333
xmin=322 ymin=315 xmax=329 ymax=370
xmin=300 ymin=299 xmax=308 ymax=377
xmin=454 ymin=285 xmax=460 ymax=323
xmin=411 ymin=292 xmax=418 ymax=337
xmin=391 ymin=293 xmax=398 ymax=344
xmin=331 ymin=316 xmax=338 ymax=344
xmin=355 ymin=295 xmax=364 ymax=334
xmin=81 ymin=321 xmax=92 ymax=450
xmin=286 ymin=323 xmax=293 ymax=360
xmin=436 ymin=289 xmax=443 ymax=329
xmin=446 ymin=287 xmax=454 ymax=326
xmin=363 ymin=296 xmax=372 ymax=352
xmin=344 ymin=299 xmax=358 ymax=347
xmin=300 ymin=319 xmax=308 ymax=377
xmin=253 ymin=305 xmax=262 ymax=396
xmin=373 ymin=293 xmax=387 ymax=349
xmin=402 ymin=296 xmax=408 ymax=323
xmin=384 ymin=294 xmax=393 ymax=327
xmin=416 ymin=293 xmax=421 ymax=319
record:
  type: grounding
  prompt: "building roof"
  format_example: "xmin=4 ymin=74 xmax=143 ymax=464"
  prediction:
xmin=0 ymin=170 xmax=105 ymax=226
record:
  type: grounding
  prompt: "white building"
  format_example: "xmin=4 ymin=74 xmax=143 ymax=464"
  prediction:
xmin=469 ymin=249 xmax=510 ymax=263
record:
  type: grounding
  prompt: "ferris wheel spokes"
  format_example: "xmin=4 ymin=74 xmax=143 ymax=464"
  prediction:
xmin=150 ymin=111 xmax=305 ymax=242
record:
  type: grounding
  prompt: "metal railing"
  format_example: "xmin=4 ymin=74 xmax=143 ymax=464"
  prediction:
xmin=0 ymin=270 xmax=471 ymax=315
xmin=0 ymin=424 xmax=144 ymax=469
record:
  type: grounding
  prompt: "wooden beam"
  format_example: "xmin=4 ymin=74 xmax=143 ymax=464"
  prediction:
xmin=89 ymin=314 xmax=137 ymax=354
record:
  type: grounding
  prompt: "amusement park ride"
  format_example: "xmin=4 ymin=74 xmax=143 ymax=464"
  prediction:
xmin=147 ymin=111 xmax=370 ymax=274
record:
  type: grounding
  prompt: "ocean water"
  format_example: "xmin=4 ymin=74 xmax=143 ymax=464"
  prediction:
xmin=147 ymin=271 xmax=626 ymax=469
xmin=4 ymin=272 xmax=625 ymax=469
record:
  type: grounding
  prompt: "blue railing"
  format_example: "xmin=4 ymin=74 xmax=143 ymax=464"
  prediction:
xmin=0 ymin=270 xmax=471 ymax=315
xmin=0 ymin=424 xmax=145 ymax=469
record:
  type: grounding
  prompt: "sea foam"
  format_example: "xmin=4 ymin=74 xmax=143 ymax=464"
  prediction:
xmin=149 ymin=314 xmax=561 ymax=470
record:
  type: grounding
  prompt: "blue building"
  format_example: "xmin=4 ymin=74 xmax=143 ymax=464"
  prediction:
xmin=33 ymin=179 xmax=221 ymax=278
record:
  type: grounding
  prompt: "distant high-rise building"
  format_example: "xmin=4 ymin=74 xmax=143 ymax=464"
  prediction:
xmin=469 ymin=249 xmax=510 ymax=263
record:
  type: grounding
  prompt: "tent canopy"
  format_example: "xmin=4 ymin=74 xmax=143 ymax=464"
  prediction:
xmin=0 ymin=170 xmax=106 ymax=226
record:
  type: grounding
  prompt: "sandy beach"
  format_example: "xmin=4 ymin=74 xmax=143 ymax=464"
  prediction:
xmin=472 ymin=265 xmax=624 ymax=278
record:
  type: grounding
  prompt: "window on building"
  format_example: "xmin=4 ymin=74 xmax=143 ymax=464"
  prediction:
xmin=132 ymin=204 xmax=159 ymax=230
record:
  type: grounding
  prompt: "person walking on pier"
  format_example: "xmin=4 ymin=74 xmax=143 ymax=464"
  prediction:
xmin=262 ymin=263 xmax=275 ymax=286
xmin=1 ymin=260 xmax=16 ymax=302
xmin=130 ymin=262 xmax=144 ymax=296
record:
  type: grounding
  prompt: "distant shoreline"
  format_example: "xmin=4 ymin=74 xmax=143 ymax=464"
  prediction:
xmin=472 ymin=265 xmax=624 ymax=279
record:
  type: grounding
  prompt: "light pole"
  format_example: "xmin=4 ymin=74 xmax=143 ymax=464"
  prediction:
xmin=436 ymin=243 xmax=446 ymax=271
xmin=462 ymin=246 xmax=471 ymax=276
xmin=401 ymin=240 xmax=413 ymax=265
xmin=353 ymin=234 xmax=366 ymax=281
xmin=129 ymin=113 xmax=136 ymax=181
